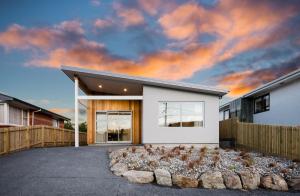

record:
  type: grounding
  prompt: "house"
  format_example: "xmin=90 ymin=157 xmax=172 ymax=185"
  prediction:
xmin=219 ymin=68 xmax=300 ymax=126
xmin=0 ymin=92 xmax=70 ymax=128
xmin=61 ymin=66 xmax=228 ymax=147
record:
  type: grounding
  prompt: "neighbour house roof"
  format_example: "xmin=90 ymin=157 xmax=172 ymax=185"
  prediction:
xmin=243 ymin=68 xmax=300 ymax=98
xmin=61 ymin=66 xmax=228 ymax=97
xmin=219 ymin=68 xmax=300 ymax=109
xmin=0 ymin=92 xmax=70 ymax=121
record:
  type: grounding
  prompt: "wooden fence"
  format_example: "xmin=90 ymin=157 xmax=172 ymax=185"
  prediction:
xmin=220 ymin=118 xmax=300 ymax=160
xmin=0 ymin=126 xmax=87 ymax=155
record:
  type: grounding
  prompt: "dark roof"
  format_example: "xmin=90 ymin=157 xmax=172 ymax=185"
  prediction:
xmin=61 ymin=66 xmax=228 ymax=96
xmin=0 ymin=92 xmax=70 ymax=121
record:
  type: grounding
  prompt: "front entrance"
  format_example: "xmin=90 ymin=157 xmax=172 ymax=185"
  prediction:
xmin=95 ymin=111 xmax=132 ymax=143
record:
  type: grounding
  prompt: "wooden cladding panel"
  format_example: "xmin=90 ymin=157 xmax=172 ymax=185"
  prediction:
xmin=87 ymin=100 xmax=142 ymax=145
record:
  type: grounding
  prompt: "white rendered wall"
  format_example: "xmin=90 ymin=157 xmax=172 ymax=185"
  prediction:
xmin=253 ymin=80 xmax=300 ymax=126
xmin=142 ymin=85 xmax=220 ymax=144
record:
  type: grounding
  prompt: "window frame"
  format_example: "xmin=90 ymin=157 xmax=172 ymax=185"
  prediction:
xmin=223 ymin=109 xmax=230 ymax=120
xmin=254 ymin=93 xmax=270 ymax=114
xmin=158 ymin=101 xmax=205 ymax=128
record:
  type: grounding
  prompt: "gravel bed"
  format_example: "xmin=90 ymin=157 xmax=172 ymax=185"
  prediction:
xmin=109 ymin=145 xmax=300 ymax=181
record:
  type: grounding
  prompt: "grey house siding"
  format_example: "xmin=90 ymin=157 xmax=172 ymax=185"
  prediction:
xmin=142 ymin=85 xmax=219 ymax=144
xmin=253 ymin=80 xmax=300 ymax=126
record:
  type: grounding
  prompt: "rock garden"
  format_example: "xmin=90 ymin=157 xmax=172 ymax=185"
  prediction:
xmin=108 ymin=145 xmax=300 ymax=191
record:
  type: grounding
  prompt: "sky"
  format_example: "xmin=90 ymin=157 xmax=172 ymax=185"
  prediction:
xmin=0 ymin=0 xmax=300 ymax=122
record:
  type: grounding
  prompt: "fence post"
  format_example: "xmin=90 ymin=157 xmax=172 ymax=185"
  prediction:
xmin=42 ymin=126 xmax=45 ymax=147
xmin=4 ymin=128 xmax=10 ymax=154
xmin=26 ymin=127 xmax=30 ymax=149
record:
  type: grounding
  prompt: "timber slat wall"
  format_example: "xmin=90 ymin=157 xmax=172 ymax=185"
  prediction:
xmin=220 ymin=119 xmax=300 ymax=160
xmin=0 ymin=126 xmax=87 ymax=155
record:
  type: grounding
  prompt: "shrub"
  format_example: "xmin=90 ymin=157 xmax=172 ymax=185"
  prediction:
xmin=280 ymin=168 xmax=288 ymax=174
xmin=179 ymin=145 xmax=185 ymax=150
xmin=268 ymin=162 xmax=276 ymax=168
xmin=181 ymin=154 xmax=188 ymax=161
xmin=200 ymin=146 xmax=207 ymax=154
xmin=122 ymin=152 xmax=127 ymax=158
xmin=131 ymin=146 xmax=136 ymax=153
xmin=148 ymin=160 xmax=158 ymax=167
xmin=187 ymin=161 xmax=195 ymax=170
xmin=212 ymin=155 xmax=220 ymax=167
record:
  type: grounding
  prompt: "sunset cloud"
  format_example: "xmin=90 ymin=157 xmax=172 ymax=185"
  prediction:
xmin=114 ymin=3 xmax=145 ymax=27
xmin=0 ymin=0 xmax=299 ymax=98
xmin=0 ymin=20 xmax=84 ymax=51
xmin=138 ymin=0 xmax=161 ymax=15
xmin=216 ymin=58 xmax=300 ymax=96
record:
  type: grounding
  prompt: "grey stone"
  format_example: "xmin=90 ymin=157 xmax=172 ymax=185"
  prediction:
xmin=200 ymin=171 xmax=225 ymax=189
xmin=239 ymin=170 xmax=260 ymax=190
xmin=222 ymin=172 xmax=242 ymax=189
xmin=110 ymin=162 xmax=128 ymax=176
xmin=154 ymin=169 xmax=172 ymax=186
xmin=261 ymin=174 xmax=288 ymax=191
xmin=123 ymin=170 xmax=154 ymax=184
xmin=287 ymin=176 xmax=300 ymax=191
xmin=172 ymin=175 xmax=198 ymax=188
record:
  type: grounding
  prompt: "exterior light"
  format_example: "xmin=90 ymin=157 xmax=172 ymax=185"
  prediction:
xmin=98 ymin=85 xmax=102 ymax=88
xmin=123 ymin=88 xmax=127 ymax=92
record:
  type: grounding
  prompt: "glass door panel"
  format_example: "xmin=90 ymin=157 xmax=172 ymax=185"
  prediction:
xmin=96 ymin=112 xmax=107 ymax=143
xmin=107 ymin=112 xmax=119 ymax=142
xmin=118 ymin=112 xmax=131 ymax=142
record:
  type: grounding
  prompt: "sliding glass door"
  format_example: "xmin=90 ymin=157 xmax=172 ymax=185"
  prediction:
xmin=96 ymin=111 xmax=132 ymax=143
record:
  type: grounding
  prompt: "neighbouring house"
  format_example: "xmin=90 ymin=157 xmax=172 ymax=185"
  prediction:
xmin=219 ymin=68 xmax=300 ymax=126
xmin=61 ymin=66 xmax=228 ymax=147
xmin=0 ymin=92 xmax=70 ymax=128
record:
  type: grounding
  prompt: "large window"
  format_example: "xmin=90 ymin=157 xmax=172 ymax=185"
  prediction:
xmin=254 ymin=94 xmax=270 ymax=113
xmin=0 ymin=104 xmax=4 ymax=123
xmin=9 ymin=106 xmax=23 ymax=125
xmin=9 ymin=106 xmax=28 ymax=126
xmin=158 ymin=102 xmax=204 ymax=127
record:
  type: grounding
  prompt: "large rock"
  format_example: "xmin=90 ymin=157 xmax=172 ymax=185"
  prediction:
xmin=239 ymin=170 xmax=260 ymax=190
xmin=287 ymin=176 xmax=300 ymax=191
xmin=172 ymin=175 xmax=198 ymax=188
xmin=200 ymin=171 xmax=225 ymax=189
xmin=261 ymin=174 xmax=288 ymax=191
xmin=154 ymin=169 xmax=172 ymax=186
xmin=110 ymin=162 xmax=128 ymax=176
xmin=123 ymin=170 xmax=154 ymax=184
xmin=222 ymin=172 xmax=242 ymax=189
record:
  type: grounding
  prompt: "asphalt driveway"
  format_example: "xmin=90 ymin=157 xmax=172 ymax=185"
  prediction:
xmin=0 ymin=146 xmax=297 ymax=196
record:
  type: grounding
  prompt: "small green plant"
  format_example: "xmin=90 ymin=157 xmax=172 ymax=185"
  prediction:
xmin=228 ymin=165 xmax=236 ymax=171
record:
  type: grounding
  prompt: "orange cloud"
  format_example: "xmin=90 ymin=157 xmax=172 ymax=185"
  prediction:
xmin=217 ymin=62 xmax=300 ymax=97
xmin=114 ymin=3 xmax=144 ymax=27
xmin=49 ymin=108 xmax=74 ymax=115
xmin=138 ymin=0 xmax=161 ymax=15
xmin=0 ymin=1 xmax=299 ymax=84
xmin=0 ymin=21 xmax=84 ymax=50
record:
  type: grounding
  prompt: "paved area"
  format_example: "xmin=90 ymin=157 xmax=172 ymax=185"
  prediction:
xmin=0 ymin=146 xmax=298 ymax=196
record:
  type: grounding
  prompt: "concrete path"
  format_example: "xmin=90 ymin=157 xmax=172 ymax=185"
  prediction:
xmin=0 ymin=146 xmax=297 ymax=195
